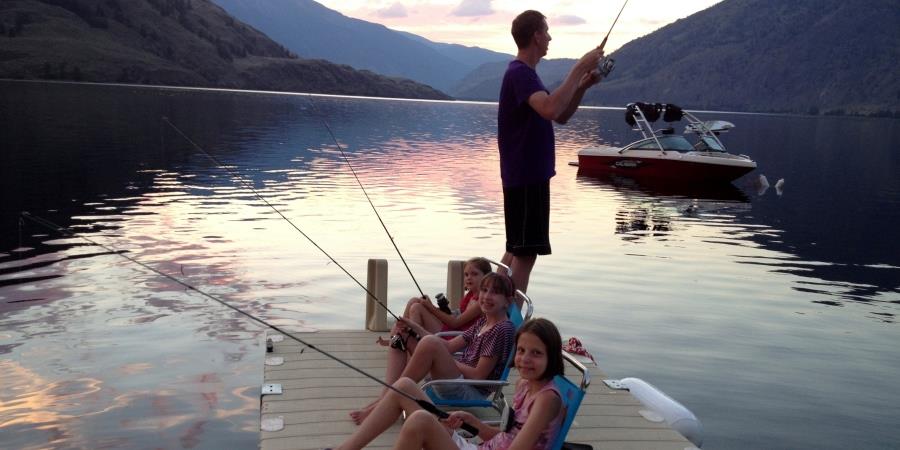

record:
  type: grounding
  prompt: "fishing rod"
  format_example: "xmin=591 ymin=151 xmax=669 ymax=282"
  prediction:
xmin=594 ymin=0 xmax=629 ymax=78
xmin=18 ymin=211 xmax=479 ymax=436
xmin=161 ymin=117 xmax=403 ymax=322
xmin=600 ymin=0 xmax=630 ymax=51
xmin=302 ymin=96 xmax=427 ymax=299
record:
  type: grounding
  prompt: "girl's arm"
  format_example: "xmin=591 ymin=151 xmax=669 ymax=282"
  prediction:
xmin=444 ymin=410 xmax=501 ymax=441
xmin=455 ymin=354 xmax=499 ymax=380
xmin=423 ymin=293 xmax=480 ymax=329
xmin=440 ymin=296 xmax=483 ymax=329
xmin=398 ymin=317 xmax=430 ymax=339
xmin=446 ymin=334 xmax=468 ymax=353
xmin=507 ymin=390 xmax=563 ymax=450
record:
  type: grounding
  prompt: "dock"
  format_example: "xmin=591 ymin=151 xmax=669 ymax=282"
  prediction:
xmin=259 ymin=329 xmax=697 ymax=450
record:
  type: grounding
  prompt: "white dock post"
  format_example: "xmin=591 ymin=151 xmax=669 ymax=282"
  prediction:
xmin=365 ymin=258 xmax=389 ymax=331
xmin=446 ymin=260 xmax=464 ymax=310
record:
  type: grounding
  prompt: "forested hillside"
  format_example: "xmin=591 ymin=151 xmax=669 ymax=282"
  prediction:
xmin=453 ymin=0 xmax=900 ymax=116
xmin=0 ymin=0 xmax=450 ymax=99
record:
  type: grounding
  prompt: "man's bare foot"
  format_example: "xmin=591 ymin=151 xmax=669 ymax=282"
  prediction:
xmin=348 ymin=402 xmax=376 ymax=425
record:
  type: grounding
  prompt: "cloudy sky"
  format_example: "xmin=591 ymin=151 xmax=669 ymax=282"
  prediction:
xmin=316 ymin=0 xmax=723 ymax=58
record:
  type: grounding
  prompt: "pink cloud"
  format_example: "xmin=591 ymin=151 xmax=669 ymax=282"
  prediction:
xmin=451 ymin=0 xmax=494 ymax=17
xmin=377 ymin=2 xmax=408 ymax=19
xmin=554 ymin=14 xmax=587 ymax=26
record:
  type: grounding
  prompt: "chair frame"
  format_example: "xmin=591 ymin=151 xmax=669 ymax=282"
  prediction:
xmin=550 ymin=351 xmax=591 ymax=450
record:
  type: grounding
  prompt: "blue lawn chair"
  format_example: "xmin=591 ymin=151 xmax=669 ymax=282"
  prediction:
xmin=421 ymin=289 xmax=534 ymax=411
xmin=550 ymin=351 xmax=591 ymax=450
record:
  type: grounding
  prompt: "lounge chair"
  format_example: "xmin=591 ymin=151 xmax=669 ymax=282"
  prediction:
xmin=421 ymin=289 xmax=534 ymax=411
xmin=550 ymin=351 xmax=591 ymax=450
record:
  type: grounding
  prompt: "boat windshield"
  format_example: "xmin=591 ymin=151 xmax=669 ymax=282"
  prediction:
xmin=626 ymin=136 xmax=697 ymax=152
xmin=694 ymin=136 xmax=726 ymax=152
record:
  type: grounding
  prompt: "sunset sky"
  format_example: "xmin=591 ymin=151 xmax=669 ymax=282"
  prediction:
xmin=315 ymin=0 xmax=723 ymax=58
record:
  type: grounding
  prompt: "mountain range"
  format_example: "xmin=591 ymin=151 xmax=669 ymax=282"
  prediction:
xmin=0 ymin=0 xmax=449 ymax=99
xmin=451 ymin=0 xmax=900 ymax=116
xmin=2 ymin=0 xmax=896 ymax=115
xmin=211 ymin=0 xmax=512 ymax=93
xmin=581 ymin=0 xmax=900 ymax=115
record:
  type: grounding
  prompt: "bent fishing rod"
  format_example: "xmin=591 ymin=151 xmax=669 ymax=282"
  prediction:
xmin=18 ymin=211 xmax=479 ymax=436
xmin=161 ymin=117 xmax=403 ymax=322
xmin=302 ymin=97 xmax=427 ymax=299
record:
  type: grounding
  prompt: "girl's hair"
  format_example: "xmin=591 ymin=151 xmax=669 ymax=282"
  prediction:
xmin=465 ymin=257 xmax=492 ymax=275
xmin=479 ymin=272 xmax=516 ymax=298
xmin=515 ymin=318 xmax=564 ymax=380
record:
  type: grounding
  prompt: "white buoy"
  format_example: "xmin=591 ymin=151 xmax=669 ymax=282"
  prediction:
xmin=757 ymin=174 xmax=770 ymax=196
xmin=775 ymin=178 xmax=785 ymax=196
xmin=620 ymin=378 xmax=704 ymax=447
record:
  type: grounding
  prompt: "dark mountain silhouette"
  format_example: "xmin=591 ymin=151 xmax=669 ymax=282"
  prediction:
xmin=454 ymin=0 xmax=900 ymax=116
xmin=212 ymin=0 xmax=511 ymax=92
xmin=450 ymin=58 xmax=575 ymax=100
xmin=0 ymin=0 xmax=450 ymax=99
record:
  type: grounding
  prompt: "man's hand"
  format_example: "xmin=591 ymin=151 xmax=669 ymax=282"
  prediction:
xmin=575 ymin=46 xmax=604 ymax=75
xmin=579 ymin=69 xmax=602 ymax=89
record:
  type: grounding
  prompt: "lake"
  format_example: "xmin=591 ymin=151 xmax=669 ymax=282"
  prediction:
xmin=1 ymin=80 xmax=898 ymax=449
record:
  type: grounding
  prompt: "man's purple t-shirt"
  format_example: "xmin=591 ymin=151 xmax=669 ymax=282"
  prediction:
xmin=498 ymin=60 xmax=555 ymax=188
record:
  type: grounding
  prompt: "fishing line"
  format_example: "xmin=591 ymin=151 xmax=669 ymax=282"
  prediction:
xmin=18 ymin=211 xmax=479 ymax=436
xmin=160 ymin=117 xmax=402 ymax=322
xmin=302 ymin=96 xmax=426 ymax=299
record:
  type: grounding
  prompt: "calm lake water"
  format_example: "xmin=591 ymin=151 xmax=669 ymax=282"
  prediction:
xmin=1 ymin=80 xmax=899 ymax=449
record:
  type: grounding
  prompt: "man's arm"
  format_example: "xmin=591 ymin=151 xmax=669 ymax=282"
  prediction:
xmin=528 ymin=47 xmax=603 ymax=124
xmin=556 ymin=70 xmax=602 ymax=124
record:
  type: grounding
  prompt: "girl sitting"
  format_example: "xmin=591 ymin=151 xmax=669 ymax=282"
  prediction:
xmin=378 ymin=257 xmax=492 ymax=351
xmin=350 ymin=272 xmax=516 ymax=425
xmin=334 ymin=318 xmax=567 ymax=450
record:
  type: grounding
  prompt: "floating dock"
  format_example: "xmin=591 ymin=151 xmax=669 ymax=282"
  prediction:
xmin=259 ymin=329 xmax=696 ymax=450
xmin=260 ymin=260 xmax=697 ymax=449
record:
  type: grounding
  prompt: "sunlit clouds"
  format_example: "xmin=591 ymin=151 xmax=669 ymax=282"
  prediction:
xmin=376 ymin=2 xmax=408 ymax=18
xmin=316 ymin=0 xmax=723 ymax=58
xmin=451 ymin=0 xmax=494 ymax=17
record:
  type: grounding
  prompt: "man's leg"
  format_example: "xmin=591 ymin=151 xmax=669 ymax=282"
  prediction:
xmin=510 ymin=253 xmax=537 ymax=295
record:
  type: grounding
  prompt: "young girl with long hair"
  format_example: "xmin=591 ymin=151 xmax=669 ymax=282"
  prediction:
xmin=335 ymin=317 xmax=566 ymax=449
xmin=378 ymin=257 xmax=492 ymax=351
xmin=350 ymin=272 xmax=516 ymax=425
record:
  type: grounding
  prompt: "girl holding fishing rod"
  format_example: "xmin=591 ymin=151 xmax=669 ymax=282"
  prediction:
xmin=377 ymin=257 xmax=492 ymax=351
xmin=350 ymin=271 xmax=516 ymax=425
xmin=333 ymin=318 xmax=566 ymax=450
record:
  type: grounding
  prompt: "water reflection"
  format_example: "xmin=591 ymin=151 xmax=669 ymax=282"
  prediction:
xmin=1 ymin=81 xmax=899 ymax=450
xmin=576 ymin=171 xmax=751 ymax=240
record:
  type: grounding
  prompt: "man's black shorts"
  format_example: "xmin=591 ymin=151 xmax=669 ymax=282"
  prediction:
xmin=503 ymin=181 xmax=551 ymax=256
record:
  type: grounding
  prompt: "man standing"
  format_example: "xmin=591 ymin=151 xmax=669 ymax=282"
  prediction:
xmin=498 ymin=10 xmax=605 ymax=293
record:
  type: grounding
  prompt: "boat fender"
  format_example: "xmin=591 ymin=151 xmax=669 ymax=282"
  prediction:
xmin=619 ymin=377 xmax=703 ymax=448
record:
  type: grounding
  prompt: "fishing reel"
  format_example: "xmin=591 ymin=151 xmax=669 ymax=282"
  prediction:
xmin=434 ymin=293 xmax=452 ymax=315
xmin=597 ymin=56 xmax=615 ymax=79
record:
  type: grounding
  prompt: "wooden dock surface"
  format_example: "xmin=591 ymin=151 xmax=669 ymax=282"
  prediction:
xmin=260 ymin=330 xmax=696 ymax=450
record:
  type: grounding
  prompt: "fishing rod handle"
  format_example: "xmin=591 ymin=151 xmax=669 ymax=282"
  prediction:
xmin=417 ymin=400 xmax=480 ymax=436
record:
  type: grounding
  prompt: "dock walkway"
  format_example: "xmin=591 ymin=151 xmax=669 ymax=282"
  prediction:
xmin=260 ymin=329 xmax=696 ymax=450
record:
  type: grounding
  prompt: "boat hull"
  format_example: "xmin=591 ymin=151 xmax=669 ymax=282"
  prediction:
xmin=577 ymin=146 xmax=756 ymax=183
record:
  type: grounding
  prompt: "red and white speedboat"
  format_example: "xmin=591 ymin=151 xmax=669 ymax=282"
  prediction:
xmin=576 ymin=102 xmax=756 ymax=183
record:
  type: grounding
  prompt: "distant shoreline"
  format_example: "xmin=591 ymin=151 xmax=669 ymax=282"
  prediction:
xmin=4 ymin=78 xmax=898 ymax=119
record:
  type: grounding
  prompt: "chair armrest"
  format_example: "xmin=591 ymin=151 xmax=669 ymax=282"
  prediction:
xmin=434 ymin=331 xmax=464 ymax=339
xmin=422 ymin=379 xmax=510 ymax=389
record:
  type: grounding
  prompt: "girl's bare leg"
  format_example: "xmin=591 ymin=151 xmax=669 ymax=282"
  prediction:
xmin=378 ymin=298 xmax=422 ymax=346
xmin=408 ymin=303 xmax=444 ymax=334
xmin=349 ymin=346 xmax=408 ymax=424
xmin=399 ymin=335 xmax=462 ymax=382
xmin=404 ymin=303 xmax=444 ymax=353
xmin=393 ymin=410 xmax=459 ymax=450
xmin=337 ymin=378 xmax=427 ymax=450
